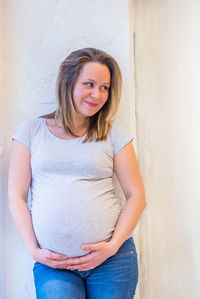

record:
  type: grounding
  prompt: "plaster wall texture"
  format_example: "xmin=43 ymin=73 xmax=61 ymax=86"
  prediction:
xmin=134 ymin=1 xmax=200 ymax=298
xmin=1 ymin=1 xmax=139 ymax=299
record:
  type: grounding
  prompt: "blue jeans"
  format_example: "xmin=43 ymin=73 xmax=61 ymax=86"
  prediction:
xmin=33 ymin=237 xmax=138 ymax=299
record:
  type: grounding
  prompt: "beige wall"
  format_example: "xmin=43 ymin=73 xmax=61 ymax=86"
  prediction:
xmin=0 ymin=1 xmax=138 ymax=298
xmin=134 ymin=0 xmax=200 ymax=298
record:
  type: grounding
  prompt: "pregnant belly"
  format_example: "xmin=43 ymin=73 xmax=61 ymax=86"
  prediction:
xmin=31 ymin=196 xmax=121 ymax=258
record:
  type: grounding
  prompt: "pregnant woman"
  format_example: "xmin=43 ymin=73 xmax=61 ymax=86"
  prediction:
xmin=8 ymin=48 xmax=146 ymax=299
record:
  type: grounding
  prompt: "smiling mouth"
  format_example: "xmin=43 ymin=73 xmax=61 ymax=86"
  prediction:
xmin=85 ymin=100 xmax=98 ymax=107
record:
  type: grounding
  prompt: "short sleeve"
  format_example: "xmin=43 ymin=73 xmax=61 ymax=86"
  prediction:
xmin=12 ymin=119 xmax=31 ymax=149
xmin=110 ymin=122 xmax=134 ymax=155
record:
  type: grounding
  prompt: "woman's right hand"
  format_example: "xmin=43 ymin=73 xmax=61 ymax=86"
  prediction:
xmin=31 ymin=247 xmax=68 ymax=269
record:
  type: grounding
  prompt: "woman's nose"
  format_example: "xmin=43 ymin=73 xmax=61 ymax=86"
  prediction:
xmin=91 ymin=87 xmax=100 ymax=98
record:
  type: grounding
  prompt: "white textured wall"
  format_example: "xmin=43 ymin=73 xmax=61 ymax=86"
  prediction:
xmin=134 ymin=1 xmax=200 ymax=298
xmin=1 ymin=1 xmax=139 ymax=298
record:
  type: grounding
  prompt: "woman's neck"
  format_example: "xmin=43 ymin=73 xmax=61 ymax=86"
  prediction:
xmin=72 ymin=116 xmax=89 ymax=133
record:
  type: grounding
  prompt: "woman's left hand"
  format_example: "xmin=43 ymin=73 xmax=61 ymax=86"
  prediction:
xmin=65 ymin=241 xmax=118 ymax=271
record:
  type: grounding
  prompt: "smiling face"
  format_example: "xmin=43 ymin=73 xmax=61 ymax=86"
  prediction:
xmin=72 ymin=62 xmax=111 ymax=124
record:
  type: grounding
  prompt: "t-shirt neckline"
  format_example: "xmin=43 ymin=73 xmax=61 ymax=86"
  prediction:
xmin=41 ymin=118 xmax=86 ymax=142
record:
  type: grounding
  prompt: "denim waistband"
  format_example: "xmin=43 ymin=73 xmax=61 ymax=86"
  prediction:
xmin=114 ymin=237 xmax=136 ymax=254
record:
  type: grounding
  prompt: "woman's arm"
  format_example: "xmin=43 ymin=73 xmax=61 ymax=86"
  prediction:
xmin=109 ymin=141 xmax=146 ymax=250
xmin=8 ymin=140 xmax=68 ymax=268
xmin=64 ymin=141 xmax=146 ymax=271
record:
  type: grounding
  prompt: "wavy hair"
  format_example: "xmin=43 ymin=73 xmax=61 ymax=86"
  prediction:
xmin=43 ymin=48 xmax=122 ymax=142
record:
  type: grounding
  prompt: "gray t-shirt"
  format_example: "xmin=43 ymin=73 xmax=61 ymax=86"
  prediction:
xmin=12 ymin=117 xmax=133 ymax=257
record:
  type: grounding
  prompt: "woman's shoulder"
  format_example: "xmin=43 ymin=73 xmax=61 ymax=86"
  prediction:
xmin=12 ymin=117 xmax=43 ymax=149
xmin=109 ymin=120 xmax=134 ymax=155
xmin=13 ymin=117 xmax=43 ymax=138
xmin=18 ymin=116 xmax=43 ymax=127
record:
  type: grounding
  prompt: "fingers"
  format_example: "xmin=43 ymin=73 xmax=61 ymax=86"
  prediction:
xmin=49 ymin=260 xmax=68 ymax=269
xmin=65 ymin=252 xmax=101 ymax=271
xmin=66 ymin=252 xmax=95 ymax=266
xmin=45 ymin=256 xmax=69 ymax=269
xmin=66 ymin=259 xmax=96 ymax=271
xmin=34 ymin=244 xmax=110 ymax=271
xmin=82 ymin=244 xmax=95 ymax=251
xmin=82 ymin=241 xmax=104 ymax=251
xmin=65 ymin=242 xmax=114 ymax=271
xmin=66 ymin=257 xmax=101 ymax=271
xmin=44 ymin=250 xmax=68 ymax=268
xmin=46 ymin=251 xmax=67 ymax=261
xmin=34 ymin=248 xmax=68 ymax=269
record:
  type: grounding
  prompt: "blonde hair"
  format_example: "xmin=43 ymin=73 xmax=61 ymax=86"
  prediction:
xmin=43 ymin=48 xmax=122 ymax=142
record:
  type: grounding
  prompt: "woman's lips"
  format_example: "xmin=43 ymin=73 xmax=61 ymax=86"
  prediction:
xmin=85 ymin=100 xmax=98 ymax=107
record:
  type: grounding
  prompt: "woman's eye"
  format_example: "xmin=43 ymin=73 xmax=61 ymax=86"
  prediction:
xmin=101 ymin=86 xmax=109 ymax=92
xmin=83 ymin=82 xmax=93 ymax=87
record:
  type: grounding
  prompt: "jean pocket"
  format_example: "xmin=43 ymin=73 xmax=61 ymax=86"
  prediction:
xmin=114 ymin=249 xmax=135 ymax=257
xmin=113 ymin=237 xmax=136 ymax=257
